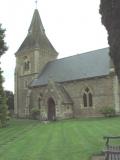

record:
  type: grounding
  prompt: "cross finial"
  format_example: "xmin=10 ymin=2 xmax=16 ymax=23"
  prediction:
xmin=35 ymin=0 xmax=38 ymax=9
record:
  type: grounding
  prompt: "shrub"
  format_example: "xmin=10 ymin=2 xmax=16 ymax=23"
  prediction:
xmin=0 ymin=100 xmax=8 ymax=127
xmin=31 ymin=108 xmax=40 ymax=120
xmin=100 ymin=107 xmax=115 ymax=117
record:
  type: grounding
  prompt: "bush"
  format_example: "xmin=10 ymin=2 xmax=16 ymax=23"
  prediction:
xmin=31 ymin=108 xmax=40 ymax=120
xmin=100 ymin=107 xmax=115 ymax=117
xmin=0 ymin=68 xmax=8 ymax=127
xmin=0 ymin=103 xmax=8 ymax=127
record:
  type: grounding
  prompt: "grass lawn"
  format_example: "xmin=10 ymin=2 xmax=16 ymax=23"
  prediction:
xmin=0 ymin=117 xmax=120 ymax=160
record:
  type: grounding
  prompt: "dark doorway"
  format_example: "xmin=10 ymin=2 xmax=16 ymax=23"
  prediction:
xmin=47 ymin=98 xmax=56 ymax=121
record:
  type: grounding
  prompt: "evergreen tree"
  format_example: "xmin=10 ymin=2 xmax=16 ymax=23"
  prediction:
xmin=100 ymin=0 xmax=120 ymax=80
xmin=0 ymin=69 xmax=8 ymax=127
xmin=0 ymin=24 xmax=8 ymax=127
xmin=5 ymin=90 xmax=14 ymax=113
xmin=0 ymin=24 xmax=7 ymax=56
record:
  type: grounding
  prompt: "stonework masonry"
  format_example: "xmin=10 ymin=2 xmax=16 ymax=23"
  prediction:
xmin=29 ymin=74 xmax=118 ymax=120
xmin=14 ymin=9 xmax=120 ymax=121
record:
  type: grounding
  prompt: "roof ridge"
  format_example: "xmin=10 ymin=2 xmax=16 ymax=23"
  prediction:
xmin=48 ymin=47 xmax=109 ymax=64
xmin=31 ymin=47 xmax=110 ymax=87
xmin=16 ymin=9 xmax=58 ymax=55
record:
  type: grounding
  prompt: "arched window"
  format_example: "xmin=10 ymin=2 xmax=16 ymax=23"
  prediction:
xmin=89 ymin=93 xmax=93 ymax=107
xmin=24 ymin=80 xmax=28 ymax=89
xmin=83 ymin=93 xmax=87 ymax=107
xmin=38 ymin=97 xmax=41 ymax=109
xmin=38 ymin=93 xmax=43 ymax=109
xmin=24 ymin=57 xmax=30 ymax=71
xmin=82 ymin=87 xmax=93 ymax=107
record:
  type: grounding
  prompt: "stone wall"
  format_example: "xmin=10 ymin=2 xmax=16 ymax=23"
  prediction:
xmin=30 ymin=83 xmax=73 ymax=120
xmin=30 ymin=74 xmax=118 ymax=120
xmin=14 ymin=46 xmax=58 ymax=118
xmin=63 ymin=75 xmax=116 ymax=117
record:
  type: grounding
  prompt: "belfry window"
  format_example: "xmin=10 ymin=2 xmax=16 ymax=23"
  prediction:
xmin=83 ymin=87 xmax=93 ymax=107
xmin=24 ymin=57 xmax=30 ymax=71
xmin=24 ymin=80 xmax=28 ymax=89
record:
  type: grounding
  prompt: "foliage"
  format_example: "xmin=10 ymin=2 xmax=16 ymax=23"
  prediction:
xmin=0 ymin=24 xmax=8 ymax=127
xmin=0 ymin=24 xmax=8 ymax=57
xmin=100 ymin=0 xmax=120 ymax=80
xmin=31 ymin=108 xmax=40 ymax=119
xmin=5 ymin=90 xmax=14 ymax=111
xmin=0 ymin=68 xmax=8 ymax=126
xmin=100 ymin=106 xmax=115 ymax=117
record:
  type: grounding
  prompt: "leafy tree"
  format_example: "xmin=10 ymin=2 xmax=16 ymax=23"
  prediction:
xmin=100 ymin=0 xmax=120 ymax=80
xmin=0 ymin=70 xmax=8 ymax=127
xmin=5 ymin=90 xmax=14 ymax=112
xmin=0 ymin=24 xmax=7 ymax=56
xmin=0 ymin=24 xmax=8 ymax=127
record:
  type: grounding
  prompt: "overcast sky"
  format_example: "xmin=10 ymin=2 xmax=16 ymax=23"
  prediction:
xmin=0 ymin=0 xmax=108 ymax=92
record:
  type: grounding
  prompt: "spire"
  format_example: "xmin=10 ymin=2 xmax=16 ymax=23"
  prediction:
xmin=28 ymin=9 xmax=45 ymax=35
xmin=35 ymin=0 xmax=38 ymax=9
xmin=16 ymin=9 xmax=58 ymax=55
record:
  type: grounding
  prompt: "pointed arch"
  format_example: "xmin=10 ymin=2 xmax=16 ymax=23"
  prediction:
xmin=24 ymin=56 xmax=30 ymax=71
xmin=83 ymin=93 xmax=87 ymax=107
xmin=48 ymin=97 xmax=56 ymax=121
xmin=82 ymin=87 xmax=93 ymax=108
xmin=89 ymin=92 xmax=93 ymax=107
xmin=47 ymin=97 xmax=56 ymax=121
xmin=38 ymin=93 xmax=43 ymax=109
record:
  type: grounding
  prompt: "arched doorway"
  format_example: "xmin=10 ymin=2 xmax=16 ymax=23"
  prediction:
xmin=47 ymin=98 xmax=56 ymax=121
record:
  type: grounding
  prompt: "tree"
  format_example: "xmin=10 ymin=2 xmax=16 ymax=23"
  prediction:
xmin=0 ymin=24 xmax=7 ymax=56
xmin=5 ymin=90 xmax=14 ymax=114
xmin=100 ymin=0 xmax=120 ymax=80
xmin=0 ymin=24 xmax=8 ymax=127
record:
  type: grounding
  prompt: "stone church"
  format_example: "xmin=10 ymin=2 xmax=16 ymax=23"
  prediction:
xmin=14 ymin=9 xmax=120 ymax=121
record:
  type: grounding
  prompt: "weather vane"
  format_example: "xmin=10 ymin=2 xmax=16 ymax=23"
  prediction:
xmin=35 ymin=0 xmax=38 ymax=8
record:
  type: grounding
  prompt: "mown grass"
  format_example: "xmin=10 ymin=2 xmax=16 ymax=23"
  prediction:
xmin=0 ymin=117 xmax=120 ymax=160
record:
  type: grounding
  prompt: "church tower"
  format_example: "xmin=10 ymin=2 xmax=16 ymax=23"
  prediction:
xmin=14 ymin=9 xmax=58 ymax=117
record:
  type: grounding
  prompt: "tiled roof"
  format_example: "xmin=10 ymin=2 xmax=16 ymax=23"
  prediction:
xmin=31 ymin=48 xmax=110 ymax=87
xmin=55 ymin=83 xmax=73 ymax=104
xmin=16 ymin=9 xmax=57 ymax=55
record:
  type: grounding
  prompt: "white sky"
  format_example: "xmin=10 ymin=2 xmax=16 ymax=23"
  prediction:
xmin=0 ymin=0 xmax=108 ymax=92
